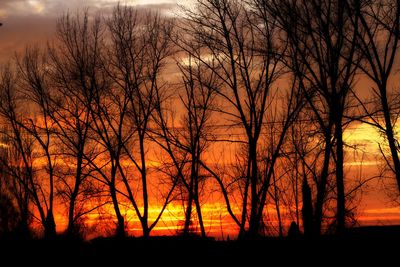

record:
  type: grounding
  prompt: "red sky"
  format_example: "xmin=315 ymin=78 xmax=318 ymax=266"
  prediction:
xmin=1 ymin=0 xmax=400 ymax=238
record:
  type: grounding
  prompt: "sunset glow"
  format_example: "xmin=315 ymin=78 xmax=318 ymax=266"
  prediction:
xmin=1 ymin=0 xmax=400 ymax=246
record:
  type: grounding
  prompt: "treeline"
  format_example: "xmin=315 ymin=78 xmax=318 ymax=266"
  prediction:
xmin=0 ymin=0 xmax=400 ymax=240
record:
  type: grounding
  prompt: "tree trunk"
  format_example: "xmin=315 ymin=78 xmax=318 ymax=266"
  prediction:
xmin=67 ymin=155 xmax=83 ymax=237
xmin=141 ymin=218 xmax=150 ymax=238
xmin=16 ymin=192 xmax=31 ymax=238
xmin=247 ymin=139 xmax=260 ymax=238
xmin=273 ymin=173 xmax=283 ymax=237
xmin=295 ymin=160 xmax=300 ymax=226
xmin=194 ymin=189 xmax=206 ymax=237
xmin=381 ymin=88 xmax=400 ymax=192
xmin=302 ymin=175 xmax=313 ymax=238
xmin=335 ymin=117 xmax=346 ymax=233
xmin=67 ymin=185 xmax=80 ymax=236
xmin=46 ymin=150 xmax=55 ymax=238
xmin=183 ymin=178 xmax=194 ymax=235
xmin=139 ymin=136 xmax=149 ymax=238
xmin=109 ymin=183 xmax=125 ymax=237
xmin=314 ymin=128 xmax=332 ymax=235
xmin=238 ymin=162 xmax=250 ymax=238
xmin=44 ymin=210 xmax=56 ymax=239
xmin=67 ymin=195 xmax=77 ymax=236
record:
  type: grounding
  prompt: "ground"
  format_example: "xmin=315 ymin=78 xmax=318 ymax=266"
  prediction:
xmin=0 ymin=226 xmax=399 ymax=266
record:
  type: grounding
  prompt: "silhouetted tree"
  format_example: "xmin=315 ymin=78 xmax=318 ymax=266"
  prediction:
xmin=106 ymin=5 xmax=175 ymax=237
xmin=181 ymin=0 xmax=305 ymax=238
xmin=266 ymin=0 xmax=361 ymax=234
xmin=152 ymin=44 xmax=219 ymax=237
xmin=0 ymin=0 xmax=396 ymax=241
xmin=0 ymin=65 xmax=55 ymax=238
xmin=0 ymin=194 xmax=19 ymax=236
xmin=349 ymin=0 xmax=400 ymax=195
xmin=46 ymin=12 xmax=104 ymax=237
xmin=302 ymin=174 xmax=313 ymax=237
xmin=16 ymin=48 xmax=58 ymax=239
xmin=0 ymin=134 xmax=29 ymax=237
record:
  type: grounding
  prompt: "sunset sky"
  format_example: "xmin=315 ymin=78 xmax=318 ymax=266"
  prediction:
xmin=1 ymin=0 xmax=400 ymax=238
xmin=0 ymin=0 xmax=188 ymax=61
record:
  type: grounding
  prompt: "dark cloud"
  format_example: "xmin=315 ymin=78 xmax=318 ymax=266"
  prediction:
xmin=0 ymin=1 xmax=184 ymax=62
xmin=0 ymin=0 xmax=26 ymax=6
xmin=0 ymin=15 xmax=55 ymax=62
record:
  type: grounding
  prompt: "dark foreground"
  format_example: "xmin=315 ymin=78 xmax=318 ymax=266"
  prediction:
xmin=1 ymin=226 xmax=399 ymax=266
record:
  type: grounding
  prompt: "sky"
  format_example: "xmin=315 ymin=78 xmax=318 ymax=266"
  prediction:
xmin=0 ymin=0 xmax=190 ymax=61
xmin=1 ymin=0 xmax=400 ymax=236
xmin=0 ymin=0 xmax=181 ymax=16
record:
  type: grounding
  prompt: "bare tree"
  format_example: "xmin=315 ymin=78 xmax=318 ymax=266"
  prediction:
xmin=0 ymin=127 xmax=32 ymax=237
xmin=46 ymin=12 xmax=106 ymax=237
xmin=16 ymin=48 xmax=59 ymax=239
xmin=1 ymin=0 xmax=392 ymax=240
xmin=180 ymin=0 xmax=304 ymax=238
xmin=106 ymin=5 xmax=175 ymax=237
xmin=266 ymin=0 xmax=361 ymax=234
xmin=0 ymin=65 xmax=56 ymax=238
xmin=349 ymin=0 xmax=400 ymax=195
xmin=285 ymin=109 xmax=337 ymax=237
xmin=151 ymin=44 xmax=219 ymax=237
